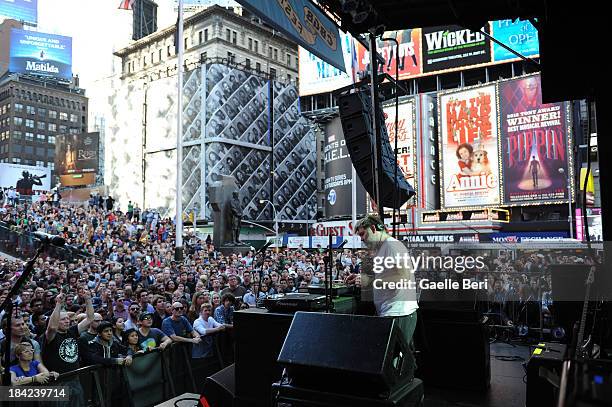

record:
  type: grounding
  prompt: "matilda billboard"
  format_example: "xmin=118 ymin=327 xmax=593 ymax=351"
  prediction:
xmin=499 ymin=74 xmax=573 ymax=205
xmin=9 ymin=28 xmax=72 ymax=81
xmin=439 ymin=84 xmax=500 ymax=208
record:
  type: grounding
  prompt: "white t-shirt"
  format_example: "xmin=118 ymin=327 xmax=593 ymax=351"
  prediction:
xmin=193 ymin=316 xmax=222 ymax=336
xmin=371 ymin=237 xmax=418 ymax=317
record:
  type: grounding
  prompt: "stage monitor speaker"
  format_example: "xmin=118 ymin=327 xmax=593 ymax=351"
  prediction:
xmin=277 ymin=312 xmax=412 ymax=398
xmin=338 ymin=90 xmax=415 ymax=208
xmin=202 ymin=363 xmax=235 ymax=407
xmin=525 ymin=343 xmax=566 ymax=407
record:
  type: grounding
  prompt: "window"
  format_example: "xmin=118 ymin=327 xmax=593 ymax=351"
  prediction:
xmin=269 ymin=46 xmax=272 ymax=57
xmin=158 ymin=49 xmax=162 ymax=61
xmin=26 ymin=105 xmax=35 ymax=114
xmin=69 ymin=128 xmax=79 ymax=135
xmin=287 ymin=73 xmax=292 ymax=82
xmin=274 ymin=49 xmax=278 ymax=60
xmin=167 ymin=45 xmax=172 ymax=56
xmin=200 ymin=52 xmax=207 ymax=62
xmin=48 ymin=135 xmax=55 ymax=144
xmin=248 ymin=38 xmax=252 ymax=50
xmin=24 ymin=145 xmax=33 ymax=154
xmin=49 ymin=110 xmax=57 ymax=119
xmin=226 ymin=29 xmax=230 ymax=41
xmin=47 ymin=148 xmax=54 ymax=158
xmin=232 ymin=31 xmax=237 ymax=45
xmin=59 ymin=112 xmax=68 ymax=121
xmin=70 ymin=114 xmax=78 ymax=123
xmin=37 ymin=121 xmax=46 ymax=130
xmin=25 ymin=119 xmax=34 ymax=128
xmin=14 ymin=117 xmax=23 ymax=126
xmin=12 ymin=131 xmax=22 ymax=139
xmin=287 ymin=54 xmax=291 ymax=66
xmin=227 ymin=52 xmax=235 ymax=64
xmin=38 ymin=108 xmax=46 ymax=118
xmin=25 ymin=132 xmax=34 ymax=141
xmin=256 ymin=62 xmax=261 ymax=72
xmin=48 ymin=162 xmax=54 ymax=170
xmin=36 ymin=160 xmax=45 ymax=167
xmin=143 ymin=56 xmax=147 ymax=66
xmin=48 ymin=123 xmax=56 ymax=132
xmin=151 ymin=52 xmax=155 ymax=64
xmin=270 ymin=67 xmax=276 ymax=79
xmin=59 ymin=125 xmax=67 ymax=133
xmin=204 ymin=29 xmax=208 ymax=41
xmin=14 ymin=103 xmax=23 ymax=113
xmin=14 ymin=145 xmax=22 ymax=153
xmin=254 ymin=40 xmax=258 ymax=53
xmin=199 ymin=31 xmax=203 ymax=44
xmin=12 ymin=157 xmax=21 ymax=164
xmin=37 ymin=134 xmax=46 ymax=142
xmin=184 ymin=38 xmax=188 ymax=50
xmin=245 ymin=58 xmax=251 ymax=68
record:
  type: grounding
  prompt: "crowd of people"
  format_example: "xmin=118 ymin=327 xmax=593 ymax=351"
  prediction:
xmin=0 ymin=194 xmax=597 ymax=393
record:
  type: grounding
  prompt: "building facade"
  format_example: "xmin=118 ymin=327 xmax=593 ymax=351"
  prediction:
xmin=0 ymin=75 xmax=88 ymax=180
xmin=108 ymin=5 xmax=300 ymax=213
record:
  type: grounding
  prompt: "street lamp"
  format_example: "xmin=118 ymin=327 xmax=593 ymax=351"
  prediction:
xmin=260 ymin=199 xmax=279 ymax=247
xmin=558 ymin=168 xmax=574 ymax=239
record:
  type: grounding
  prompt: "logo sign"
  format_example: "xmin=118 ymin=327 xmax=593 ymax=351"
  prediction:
xmin=9 ymin=28 xmax=72 ymax=81
xmin=422 ymin=25 xmax=491 ymax=74
xmin=327 ymin=189 xmax=336 ymax=205
xmin=0 ymin=0 xmax=37 ymax=26
xmin=236 ymin=0 xmax=345 ymax=71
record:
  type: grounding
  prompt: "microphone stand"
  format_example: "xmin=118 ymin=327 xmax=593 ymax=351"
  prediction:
xmin=1 ymin=242 xmax=47 ymax=385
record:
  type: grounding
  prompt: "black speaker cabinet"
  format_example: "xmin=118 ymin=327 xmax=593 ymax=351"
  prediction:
xmin=277 ymin=312 xmax=411 ymax=398
xmin=415 ymin=308 xmax=490 ymax=391
xmin=338 ymin=90 xmax=415 ymax=208
xmin=202 ymin=363 xmax=235 ymax=407
xmin=526 ymin=343 xmax=567 ymax=407
xmin=234 ymin=308 xmax=294 ymax=406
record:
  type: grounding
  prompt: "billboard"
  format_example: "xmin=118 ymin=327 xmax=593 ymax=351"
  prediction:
xmin=354 ymin=29 xmax=421 ymax=81
xmin=575 ymin=208 xmax=602 ymax=242
xmin=0 ymin=163 xmax=50 ymax=194
xmin=499 ymin=75 xmax=572 ymax=205
xmin=298 ymin=32 xmax=355 ymax=96
xmin=0 ymin=0 xmax=37 ymax=25
xmin=439 ymin=84 xmax=500 ymax=208
xmin=383 ymin=99 xmax=417 ymax=208
xmin=55 ymin=132 xmax=99 ymax=186
xmin=422 ymin=25 xmax=491 ymax=74
xmin=323 ymin=117 xmax=367 ymax=218
xmin=236 ymin=0 xmax=344 ymax=71
xmin=9 ymin=28 xmax=72 ymax=81
xmin=490 ymin=19 xmax=539 ymax=62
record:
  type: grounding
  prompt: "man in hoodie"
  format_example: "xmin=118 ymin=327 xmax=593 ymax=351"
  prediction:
xmin=83 ymin=321 xmax=132 ymax=367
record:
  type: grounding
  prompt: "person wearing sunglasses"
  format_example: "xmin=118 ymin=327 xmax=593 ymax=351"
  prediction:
xmin=161 ymin=302 xmax=201 ymax=345
xmin=10 ymin=342 xmax=59 ymax=386
xmin=137 ymin=312 xmax=171 ymax=351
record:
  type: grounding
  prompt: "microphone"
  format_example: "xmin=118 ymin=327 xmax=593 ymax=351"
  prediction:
xmin=33 ymin=231 xmax=66 ymax=247
xmin=337 ymin=240 xmax=348 ymax=249
xmin=255 ymin=241 xmax=273 ymax=256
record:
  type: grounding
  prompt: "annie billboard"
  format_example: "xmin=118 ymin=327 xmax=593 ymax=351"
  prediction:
xmin=499 ymin=74 xmax=573 ymax=205
xmin=439 ymin=84 xmax=500 ymax=208
xmin=9 ymin=28 xmax=72 ymax=81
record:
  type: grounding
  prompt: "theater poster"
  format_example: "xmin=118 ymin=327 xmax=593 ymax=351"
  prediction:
xmin=439 ymin=85 xmax=500 ymax=208
xmin=355 ymin=29 xmax=422 ymax=81
xmin=383 ymin=99 xmax=416 ymax=208
xmin=499 ymin=74 xmax=573 ymax=205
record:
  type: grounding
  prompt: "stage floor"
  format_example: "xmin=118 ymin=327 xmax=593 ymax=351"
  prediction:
xmin=423 ymin=342 xmax=530 ymax=407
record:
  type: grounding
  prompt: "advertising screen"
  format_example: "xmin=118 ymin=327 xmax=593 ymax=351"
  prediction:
xmin=383 ymin=99 xmax=416 ymax=208
xmin=499 ymin=74 xmax=572 ymax=205
xmin=298 ymin=32 xmax=355 ymax=96
xmin=422 ymin=25 xmax=491 ymax=74
xmin=9 ymin=28 xmax=72 ymax=81
xmin=490 ymin=19 xmax=539 ymax=62
xmin=439 ymin=84 xmax=500 ymax=208
xmin=354 ymin=29 xmax=421 ymax=81
xmin=55 ymin=133 xmax=99 ymax=186
xmin=0 ymin=0 xmax=37 ymax=25
xmin=0 ymin=163 xmax=50 ymax=194
xmin=323 ymin=117 xmax=367 ymax=218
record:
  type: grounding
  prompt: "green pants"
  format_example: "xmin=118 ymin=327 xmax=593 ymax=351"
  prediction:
xmin=393 ymin=312 xmax=418 ymax=381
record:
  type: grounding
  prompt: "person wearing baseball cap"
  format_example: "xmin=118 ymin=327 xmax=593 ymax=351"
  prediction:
xmin=137 ymin=312 xmax=171 ymax=351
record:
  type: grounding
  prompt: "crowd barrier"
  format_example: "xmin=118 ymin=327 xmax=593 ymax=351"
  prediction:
xmin=5 ymin=340 xmax=224 ymax=407
xmin=0 ymin=223 xmax=91 ymax=263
